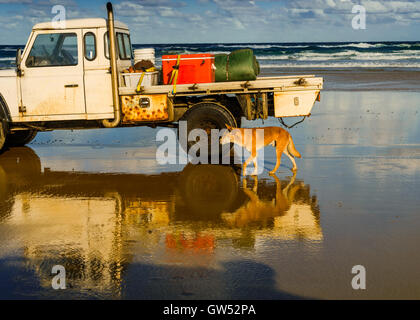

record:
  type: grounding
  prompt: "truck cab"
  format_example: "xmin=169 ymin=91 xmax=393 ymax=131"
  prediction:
xmin=15 ymin=19 xmax=131 ymax=122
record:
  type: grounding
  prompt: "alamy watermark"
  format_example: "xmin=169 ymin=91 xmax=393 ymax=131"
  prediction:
xmin=51 ymin=265 xmax=66 ymax=290
xmin=351 ymin=265 xmax=366 ymax=290
xmin=51 ymin=5 xmax=66 ymax=29
xmin=156 ymin=122 xmax=265 ymax=175
xmin=352 ymin=4 xmax=366 ymax=30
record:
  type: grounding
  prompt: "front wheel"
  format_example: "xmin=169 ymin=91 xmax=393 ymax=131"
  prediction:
xmin=6 ymin=129 xmax=37 ymax=147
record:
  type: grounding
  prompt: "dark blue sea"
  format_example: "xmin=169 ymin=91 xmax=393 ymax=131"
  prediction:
xmin=1 ymin=41 xmax=420 ymax=70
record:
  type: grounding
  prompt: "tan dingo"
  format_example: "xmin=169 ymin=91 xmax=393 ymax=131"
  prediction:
xmin=220 ymin=125 xmax=301 ymax=175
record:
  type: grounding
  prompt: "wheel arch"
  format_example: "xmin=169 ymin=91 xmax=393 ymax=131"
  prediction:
xmin=181 ymin=100 xmax=238 ymax=127
xmin=224 ymin=96 xmax=244 ymax=122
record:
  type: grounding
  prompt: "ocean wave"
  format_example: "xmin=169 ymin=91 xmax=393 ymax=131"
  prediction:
xmin=260 ymin=62 xmax=420 ymax=68
xmin=157 ymin=50 xmax=231 ymax=56
xmin=395 ymin=43 xmax=420 ymax=48
xmin=256 ymin=55 xmax=290 ymax=60
xmin=0 ymin=47 xmax=18 ymax=52
xmin=318 ymin=42 xmax=387 ymax=49
xmin=216 ymin=44 xmax=273 ymax=49
xmin=216 ymin=44 xmax=310 ymax=49
xmin=257 ymin=50 xmax=420 ymax=61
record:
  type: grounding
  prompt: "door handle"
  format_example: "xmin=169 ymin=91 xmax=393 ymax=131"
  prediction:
xmin=65 ymin=84 xmax=79 ymax=88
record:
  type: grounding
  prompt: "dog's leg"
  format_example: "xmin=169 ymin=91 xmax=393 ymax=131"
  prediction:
xmin=282 ymin=171 xmax=297 ymax=198
xmin=286 ymin=180 xmax=302 ymax=204
xmin=251 ymin=156 xmax=259 ymax=176
xmin=242 ymin=156 xmax=253 ymax=176
xmin=242 ymin=177 xmax=248 ymax=189
xmin=271 ymin=172 xmax=290 ymax=211
xmin=242 ymin=176 xmax=259 ymax=203
xmin=269 ymin=142 xmax=283 ymax=175
xmin=252 ymin=175 xmax=258 ymax=193
xmin=250 ymin=158 xmax=258 ymax=176
xmin=249 ymin=140 xmax=259 ymax=175
xmin=272 ymin=174 xmax=282 ymax=200
xmin=284 ymin=148 xmax=298 ymax=172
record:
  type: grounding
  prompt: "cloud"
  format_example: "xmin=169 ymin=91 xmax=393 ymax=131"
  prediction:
xmin=0 ymin=0 xmax=31 ymax=3
xmin=123 ymin=0 xmax=186 ymax=7
xmin=232 ymin=18 xmax=245 ymax=30
xmin=114 ymin=2 xmax=151 ymax=17
xmin=0 ymin=0 xmax=420 ymax=44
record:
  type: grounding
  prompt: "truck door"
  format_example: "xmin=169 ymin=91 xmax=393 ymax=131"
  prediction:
xmin=20 ymin=30 xmax=85 ymax=118
xmin=82 ymin=29 xmax=114 ymax=117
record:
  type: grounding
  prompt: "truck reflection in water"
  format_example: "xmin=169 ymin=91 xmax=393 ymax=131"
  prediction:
xmin=0 ymin=147 xmax=321 ymax=298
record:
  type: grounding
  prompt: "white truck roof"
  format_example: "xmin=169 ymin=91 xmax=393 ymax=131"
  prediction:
xmin=32 ymin=18 xmax=129 ymax=31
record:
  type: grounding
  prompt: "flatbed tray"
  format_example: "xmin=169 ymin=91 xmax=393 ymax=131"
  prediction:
xmin=119 ymin=75 xmax=323 ymax=97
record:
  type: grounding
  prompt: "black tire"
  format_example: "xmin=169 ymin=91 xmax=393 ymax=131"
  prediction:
xmin=0 ymin=147 xmax=41 ymax=220
xmin=176 ymin=164 xmax=240 ymax=220
xmin=6 ymin=129 xmax=37 ymax=147
xmin=0 ymin=147 xmax=42 ymax=186
xmin=0 ymin=122 xmax=5 ymax=153
xmin=179 ymin=102 xmax=237 ymax=158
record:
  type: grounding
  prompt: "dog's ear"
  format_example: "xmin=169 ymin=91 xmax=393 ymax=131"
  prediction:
xmin=225 ymin=124 xmax=233 ymax=131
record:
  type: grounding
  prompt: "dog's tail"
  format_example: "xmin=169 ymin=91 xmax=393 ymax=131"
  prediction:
xmin=287 ymin=136 xmax=301 ymax=158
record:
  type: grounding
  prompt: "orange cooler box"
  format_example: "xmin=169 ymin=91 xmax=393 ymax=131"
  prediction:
xmin=162 ymin=54 xmax=215 ymax=85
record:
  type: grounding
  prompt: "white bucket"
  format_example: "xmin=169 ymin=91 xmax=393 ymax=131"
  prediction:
xmin=122 ymin=71 xmax=159 ymax=88
xmin=134 ymin=48 xmax=155 ymax=65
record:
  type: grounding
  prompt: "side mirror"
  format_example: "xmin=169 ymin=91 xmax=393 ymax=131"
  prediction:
xmin=16 ymin=48 xmax=22 ymax=75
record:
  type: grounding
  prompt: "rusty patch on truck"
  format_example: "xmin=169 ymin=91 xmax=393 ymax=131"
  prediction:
xmin=121 ymin=94 xmax=172 ymax=123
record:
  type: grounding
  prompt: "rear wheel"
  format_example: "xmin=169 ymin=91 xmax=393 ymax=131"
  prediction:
xmin=177 ymin=164 xmax=240 ymax=219
xmin=6 ymin=129 xmax=37 ymax=147
xmin=179 ymin=102 xmax=237 ymax=158
xmin=0 ymin=147 xmax=41 ymax=220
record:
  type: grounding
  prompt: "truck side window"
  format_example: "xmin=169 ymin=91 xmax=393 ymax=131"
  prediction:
xmin=117 ymin=32 xmax=132 ymax=60
xmin=104 ymin=32 xmax=110 ymax=59
xmin=104 ymin=32 xmax=119 ymax=59
xmin=26 ymin=33 xmax=78 ymax=67
xmin=117 ymin=33 xmax=126 ymax=60
xmin=123 ymin=33 xmax=133 ymax=59
xmin=84 ymin=32 xmax=96 ymax=61
xmin=104 ymin=32 xmax=131 ymax=60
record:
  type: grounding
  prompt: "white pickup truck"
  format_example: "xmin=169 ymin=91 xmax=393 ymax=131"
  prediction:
xmin=0 ymin=3 xmax=323 ymax=153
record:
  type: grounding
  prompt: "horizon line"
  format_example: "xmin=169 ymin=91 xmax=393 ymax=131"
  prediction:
xmin=2 ymin=40 xmax=420 ymax=46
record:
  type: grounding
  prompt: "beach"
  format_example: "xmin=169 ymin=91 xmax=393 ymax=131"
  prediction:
xmin=1 ymin=39 xmax=420 ymax=299
xmin=0 ymin=85 xmax=419 ymax=299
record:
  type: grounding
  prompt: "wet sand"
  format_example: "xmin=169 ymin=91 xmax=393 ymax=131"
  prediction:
xmin=0 ymin=90 xmax=420 ymax=299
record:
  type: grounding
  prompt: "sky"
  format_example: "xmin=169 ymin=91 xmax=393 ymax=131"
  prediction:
xmin=0 ymin=0 xmax=419 ymax=44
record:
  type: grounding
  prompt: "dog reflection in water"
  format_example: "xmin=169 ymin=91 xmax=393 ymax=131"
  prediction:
xmin=222 ymin=173 xmax=298 ymax=228
xmin=220 ymin=125 xmax=301 ymax=175
xmin=221 ymin=173 xmax=322 ymax=241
